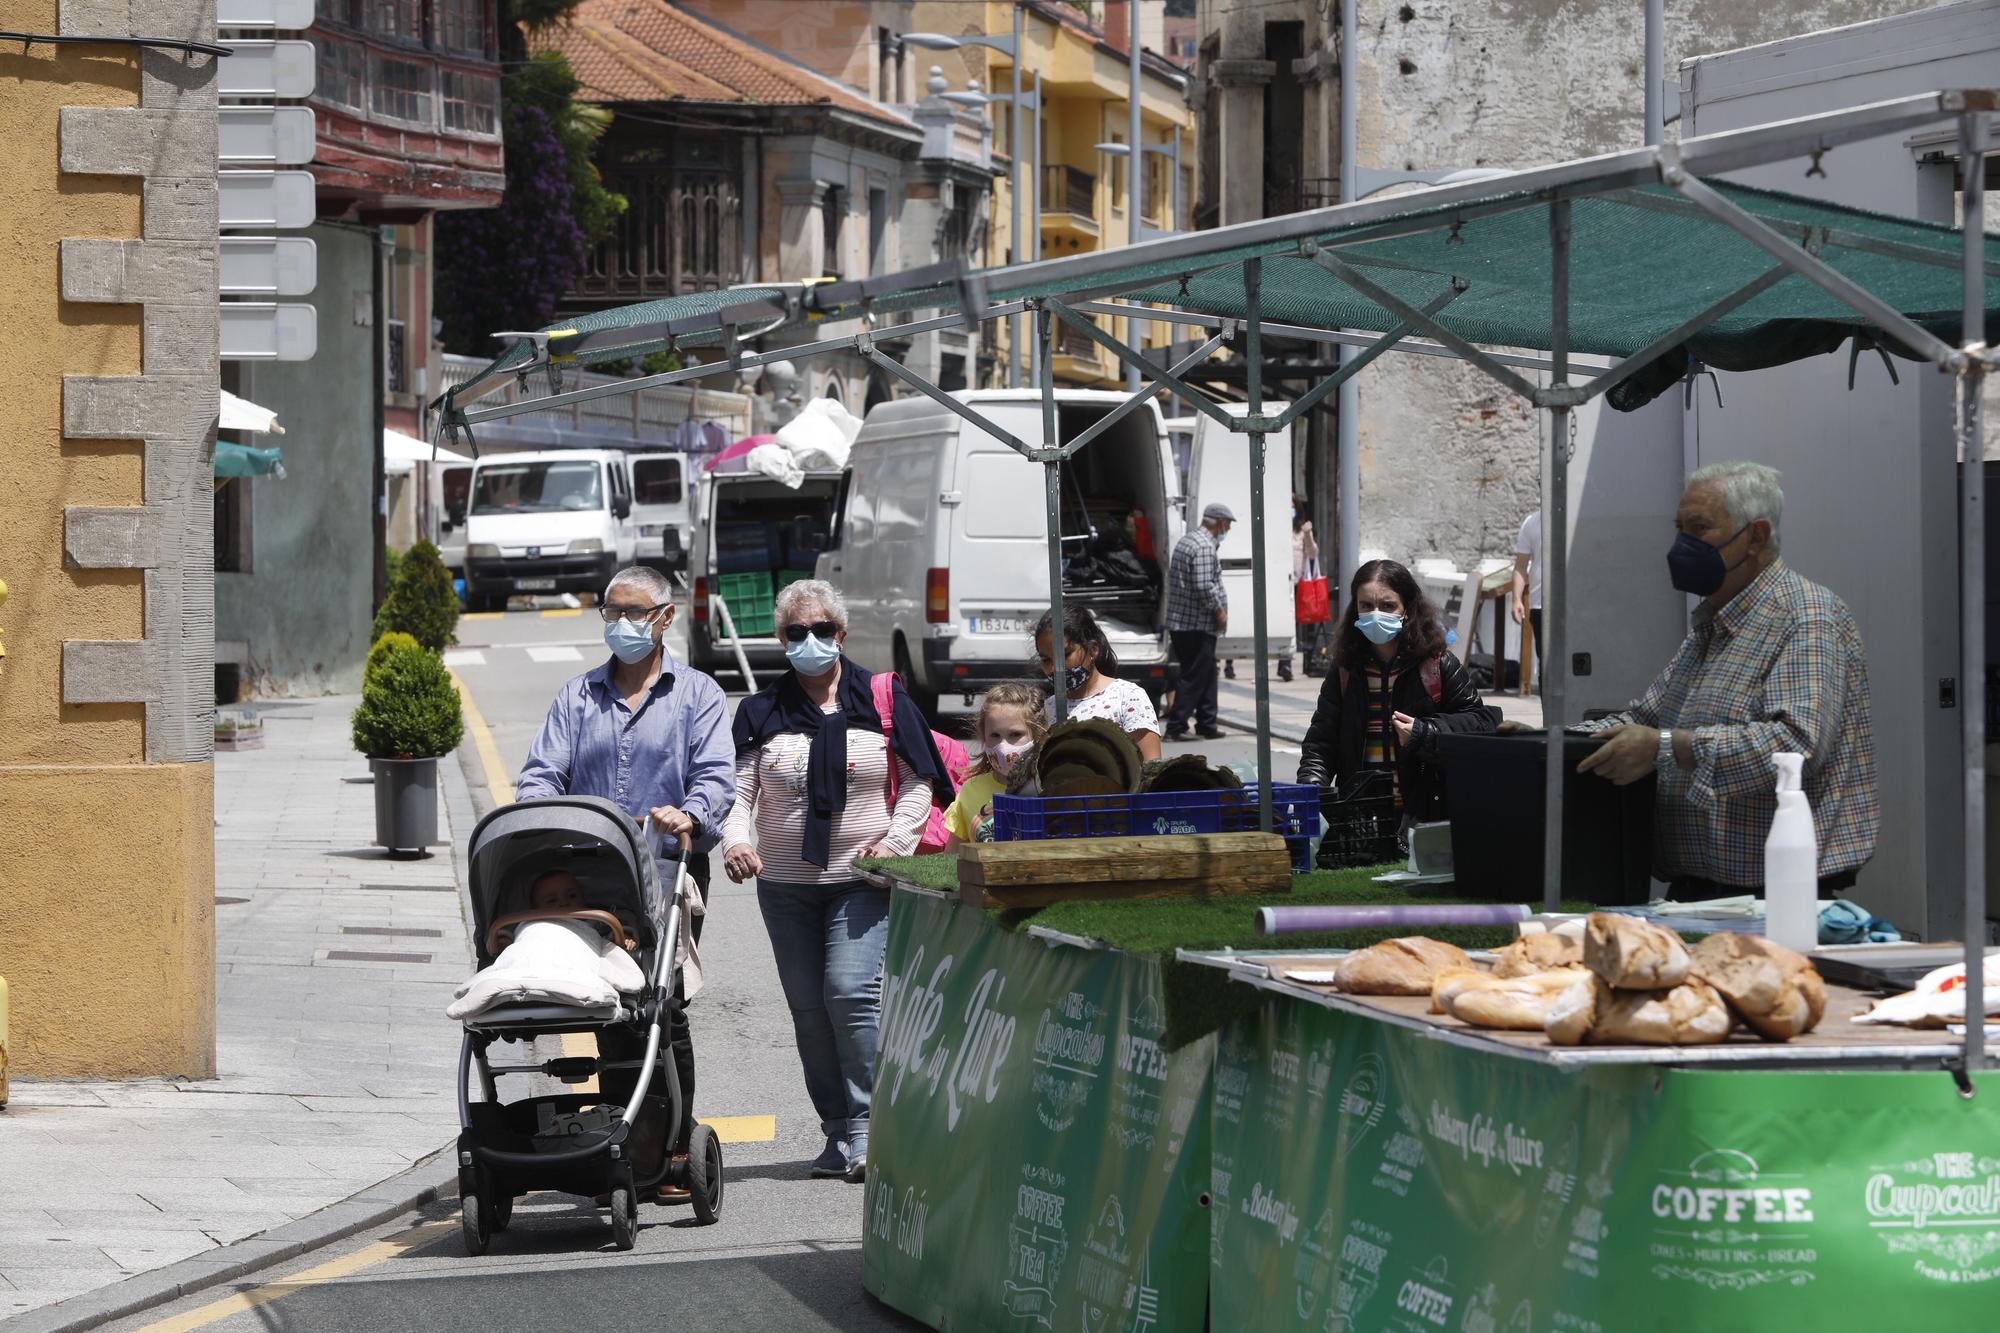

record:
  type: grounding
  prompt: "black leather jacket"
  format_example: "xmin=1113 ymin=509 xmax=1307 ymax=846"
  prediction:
xmin=1296 ymin=649 xmax=1497 ymax=819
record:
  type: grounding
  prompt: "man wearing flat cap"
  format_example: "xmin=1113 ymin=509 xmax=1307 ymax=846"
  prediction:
xmin=1164 ymin=502 xmax=1236 ymax=741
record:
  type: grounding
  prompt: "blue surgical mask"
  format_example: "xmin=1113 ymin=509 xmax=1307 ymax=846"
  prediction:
xmin=785 ymin=633 xmax=842 ymax=676
xmin=1356 ymin=610 xmax=1404 ymax=645
xmin=604 ymin=618 xmax=657 ymax=664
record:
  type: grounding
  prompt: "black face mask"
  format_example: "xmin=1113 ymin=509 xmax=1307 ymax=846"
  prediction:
xmin=1667 ymin=522 xmax=1753 ymax=597
xmin=1046 ymin=663 xmax=1091 ymax=694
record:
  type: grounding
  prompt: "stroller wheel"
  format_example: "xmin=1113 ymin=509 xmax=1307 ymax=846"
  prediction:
xmin=609 ymin=1186 xmax=638 ymax=1251
xmin=687 ymin=1122 xmax=725 ymax=1225
xmin=489 ymin=1189 xmax=513 ymax=1232
xmin=460 ymin=1193 xmax=490 ymax=1256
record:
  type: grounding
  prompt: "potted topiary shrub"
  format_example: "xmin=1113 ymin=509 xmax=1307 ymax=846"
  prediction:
xmin=372 ymin=539 xmax=459 ymax=653
xmin=352 ymin=635 xmax=465 ymax=855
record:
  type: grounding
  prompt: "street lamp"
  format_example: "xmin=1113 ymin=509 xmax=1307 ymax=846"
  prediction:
xmin=1094 ymin=138 xmax=1183 ymax=240
xmin=905 ymin=16 xmax=1033 ymax=388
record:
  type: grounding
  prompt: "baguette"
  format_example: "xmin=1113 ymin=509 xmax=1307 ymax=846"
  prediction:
xmin=1333 ymin=937 xmax=1474 ymax=996
xmin=1444 ymin=970 xmax=1590 ymax=1030
xmin=1690 ymin=933 xmax=1826 ymax=1040
xmin=1584 ymin=913 xmax=1691 ymax=990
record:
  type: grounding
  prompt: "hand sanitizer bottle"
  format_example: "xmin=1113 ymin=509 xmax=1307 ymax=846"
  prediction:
xmin=1763 ymin=753 xmax=1818 ymax=952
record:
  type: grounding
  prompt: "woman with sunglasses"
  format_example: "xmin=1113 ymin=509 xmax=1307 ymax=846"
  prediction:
xmin=721 ymin=580 xmax=953 ymax=1183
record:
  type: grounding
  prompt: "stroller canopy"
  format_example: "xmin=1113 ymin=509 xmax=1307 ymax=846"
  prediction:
xmin=467 ymin=796 xmax=669 ymax=969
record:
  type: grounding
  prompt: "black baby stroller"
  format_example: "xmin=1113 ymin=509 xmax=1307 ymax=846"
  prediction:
xmin=455 ymin=795 xmax=723 ymax=1253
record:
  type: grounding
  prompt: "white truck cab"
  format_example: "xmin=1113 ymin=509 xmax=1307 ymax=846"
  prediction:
xmin=462 ymin=450 xmax=638 ymax=611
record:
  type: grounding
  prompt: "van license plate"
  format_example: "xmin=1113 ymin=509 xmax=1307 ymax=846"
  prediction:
xmin=969 ymin=617 xmax=1032 ymax=635
xmin=514 ymin=578 xmax=556 ymax=591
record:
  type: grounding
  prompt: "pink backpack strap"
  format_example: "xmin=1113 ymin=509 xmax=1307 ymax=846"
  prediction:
xmin=872 ymin=671 xmax=902 ymax=804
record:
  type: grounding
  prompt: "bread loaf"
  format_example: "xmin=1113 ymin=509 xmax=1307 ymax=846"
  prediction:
xmin=1584 ymin=913 xmax=1691 ymax=989
xmin=1443 ymin=970 xmax=1589 ymax=1030
xmin=1545 ymin=974 xmax=1732 ymax=1046
xmin=1333 ymin=937 xmax=1474 ymax=996
xmin=1690 ymin=933 xmax=1827 ymax=1040
xmin=1430 ymin=967 xmax=1490 ymax=1014
xmin=1491 ymin=932 xmax=1585 ymax=979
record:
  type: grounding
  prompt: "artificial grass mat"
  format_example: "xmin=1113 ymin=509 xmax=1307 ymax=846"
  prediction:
xmin=859 ymin=854 xmax=1595 ymax=1049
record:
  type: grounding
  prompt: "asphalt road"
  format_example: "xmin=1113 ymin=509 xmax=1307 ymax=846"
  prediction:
xmin=105 ymin=600 xmax=1286 ymax=1333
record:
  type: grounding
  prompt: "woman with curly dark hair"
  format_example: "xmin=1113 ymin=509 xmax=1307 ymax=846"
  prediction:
xmin=1296 ymin=558 xmax=1495 ymax=820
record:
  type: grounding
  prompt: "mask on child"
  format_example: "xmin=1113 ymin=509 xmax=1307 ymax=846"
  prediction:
xmin=1356 ymin=610 xmax=1404 ymax=645
xmin=784 ymin=633 xmax=842 ymax=676
xmin=1047 ymin=663 xmax=1090 ymax=694
xmin=604 ymin=618 xmax=657 ymax=663
xmin=990 ymin=738 xmax=1035 ymax=776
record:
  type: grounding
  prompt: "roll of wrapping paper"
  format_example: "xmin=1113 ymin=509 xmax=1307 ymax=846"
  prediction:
xmin=1254 ymin=903 xmax=1531 ymax=935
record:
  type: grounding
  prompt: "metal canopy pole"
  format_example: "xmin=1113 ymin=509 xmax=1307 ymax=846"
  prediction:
xmin=1125 ymin=0 xmax=1142 ymax=393
xmin=1543 ymin=198 xmax=1572 ymax=915
xmin=1040 ymin=303 xmax=1069 ymax=722
xmin=1010 ymin=0 xmax=1024 ymax=388
xmin=1336 ymin=0 xmax=1359 ymax=599
xmin=1245 ymin=258 xmax=1275 ymax=831
xmin=1959 ymin=109 xmax=1988 ymax=1077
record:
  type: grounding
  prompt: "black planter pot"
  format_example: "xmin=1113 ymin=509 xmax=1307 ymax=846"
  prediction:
xmin=371 ymin=756 xmax=439 ymax=855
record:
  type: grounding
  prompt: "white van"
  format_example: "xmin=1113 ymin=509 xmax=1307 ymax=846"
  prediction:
xmin=462 ymin=449 xmax=638 ymax=611
xmin=629 ymin=450 xmax=693 ymax=572
xmin=1185 ymin=408 xmax=1296 ymax=662
xmin=687 ymin=469 xmax=846 ymax=679
xmin=823 ymin=389 xmax=1175 ymax=712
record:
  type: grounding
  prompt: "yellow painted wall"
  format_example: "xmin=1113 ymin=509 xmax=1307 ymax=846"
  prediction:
xmin=0 ymin=9 xmax=218 ymax=1078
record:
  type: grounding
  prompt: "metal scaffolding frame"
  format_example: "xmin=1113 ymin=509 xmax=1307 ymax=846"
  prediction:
xmin=437 ymin=90 xmax=1996 ymax=1076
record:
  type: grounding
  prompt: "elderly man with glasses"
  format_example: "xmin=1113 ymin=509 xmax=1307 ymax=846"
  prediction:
xmin=515 ymin=565 xmax=735 ymax=1201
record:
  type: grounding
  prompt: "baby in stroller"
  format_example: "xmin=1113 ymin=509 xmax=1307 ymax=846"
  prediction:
xmin=452 ymin=796 xmax=723 ymax=1254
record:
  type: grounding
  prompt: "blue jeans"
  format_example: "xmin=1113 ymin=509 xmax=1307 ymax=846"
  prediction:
xmin=755 ymin=879 xmax=890 ymax=1143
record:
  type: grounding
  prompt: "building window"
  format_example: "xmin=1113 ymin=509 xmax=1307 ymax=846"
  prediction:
xmin=370 ymin=51 xmax=434 ymax=126
xmin=433 ymin=0 xmax=491 ymax=56
xmin=367 ymin=0 xmax=422 ymax=43
xmin=440 ymin=67 xmax=498 ymax=135
xmin=876 ymin=26 xmax=903 ymax=102
xmin=868 ymin=187 xmax=888 ymax=275
xmin=315 ymin=36 xmax=364 ymax=112
xmin=821 ymin=185 xmax=844 ymax=278
xmin=586 ymin=167 xmax=740 ymax=298
xmin=316 ymin=0 xmax=362 ymax=23
xmin=1107 ymin=129 xmax=1126 ymax=210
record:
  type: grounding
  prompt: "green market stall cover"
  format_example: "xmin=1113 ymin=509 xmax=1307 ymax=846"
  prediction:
xmin=441 ymin=94 xmax=1999 ymax=421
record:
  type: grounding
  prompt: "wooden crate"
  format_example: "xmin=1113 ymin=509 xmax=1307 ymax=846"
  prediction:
xmin=956 ymin=833 xmax=1294 ymax=909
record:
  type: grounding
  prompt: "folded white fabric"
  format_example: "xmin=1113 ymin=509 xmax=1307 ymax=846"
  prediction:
xmin=446 ymin=918 xmax=646 ymax=1021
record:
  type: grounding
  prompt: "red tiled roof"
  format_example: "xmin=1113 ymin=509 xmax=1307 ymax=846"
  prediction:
xmin=541 ymin=0 xmax=917 ymax=133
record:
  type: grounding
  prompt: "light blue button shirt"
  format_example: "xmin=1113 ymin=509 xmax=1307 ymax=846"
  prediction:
xmin=515 ymin=651 xmax=737 ymax=851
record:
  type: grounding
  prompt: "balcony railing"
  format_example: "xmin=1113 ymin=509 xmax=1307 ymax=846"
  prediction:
xmin=1042 ymin=164 xmax=1096 ymax=219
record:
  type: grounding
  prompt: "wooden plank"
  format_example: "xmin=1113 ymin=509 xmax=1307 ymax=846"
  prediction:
xmin=959 ymin=833 xmax=1291 ymax=887
xmin=959 ymin=871 xmax=1289 ymax=910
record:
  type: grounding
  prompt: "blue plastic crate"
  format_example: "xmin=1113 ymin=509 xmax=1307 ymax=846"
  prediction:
xmin=991 ymin=783 xmax=1320 ymax=873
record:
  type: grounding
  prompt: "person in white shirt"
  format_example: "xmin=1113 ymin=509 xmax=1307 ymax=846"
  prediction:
xmin=1510 ymin=510 xmax=1543 ymax=691
xmin=1033 ymin=604 xmax=1163 ymax=759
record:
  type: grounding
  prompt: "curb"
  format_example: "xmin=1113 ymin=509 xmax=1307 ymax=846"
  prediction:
xmin=0 ymin=1150 xmax=458 ymax=1333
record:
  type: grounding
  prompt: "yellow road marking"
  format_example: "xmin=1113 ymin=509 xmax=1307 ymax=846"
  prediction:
xmin=448 ymin=668 xmax=514 ymax=804
xmin=706 ymin=1114 xmax=776 ymax=1144
xmin=461 ymin=611 xmax=502 ymax=622
xmin=138 ymin=1221 xmax=455 ymax=1332
xmin=541 ymin=607 xmax=582 ymax=618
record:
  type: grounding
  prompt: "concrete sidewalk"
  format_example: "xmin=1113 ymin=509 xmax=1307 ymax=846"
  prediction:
xmin=0 ymin=698 xmax=473 ymax=1323
xmin=1212 ymin=670 xmax=1545 ymax=746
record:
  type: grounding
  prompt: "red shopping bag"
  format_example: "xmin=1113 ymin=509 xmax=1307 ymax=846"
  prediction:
xmin=1295 ymin=558 xmax=1332 ymax=625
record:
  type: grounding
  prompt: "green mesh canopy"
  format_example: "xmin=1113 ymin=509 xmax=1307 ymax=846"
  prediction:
xmin=448 ymin=175 xmax=1998 ymax=414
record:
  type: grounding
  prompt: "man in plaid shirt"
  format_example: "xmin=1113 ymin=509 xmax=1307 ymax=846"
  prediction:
xmin=1164 ymin=503 xmax=1235 ymax=740
xmin=1578 ymin=462 xmax=1878 ymax=899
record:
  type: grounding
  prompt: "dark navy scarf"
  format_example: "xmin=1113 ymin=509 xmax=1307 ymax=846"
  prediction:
xmin=732 ymin=657 xmax=952 ymax=869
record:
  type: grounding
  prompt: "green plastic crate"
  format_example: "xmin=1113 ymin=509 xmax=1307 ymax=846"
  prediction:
xmin=780 ymin=569 xmax=817 ymax=591
xmin=716 ymin=571 xmax=774 ymax=637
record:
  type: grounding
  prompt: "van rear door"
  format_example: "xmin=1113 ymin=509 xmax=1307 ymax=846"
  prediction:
xmin=435 ymin=463 xmax=472 ymax=573
xmin=1189 ymin=408 xmax=1296 ymax=660
xmin=630 ymin=452 xmax=690 ymax=568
